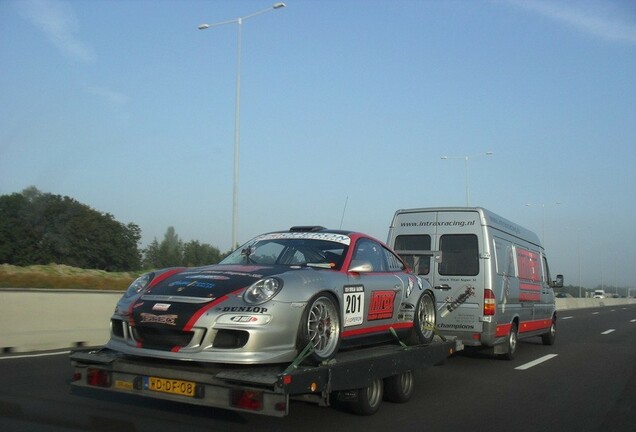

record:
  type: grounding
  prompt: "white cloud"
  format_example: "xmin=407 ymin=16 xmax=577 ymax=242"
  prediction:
xmin=505 ymin=0 xmax=636 ymax=45
xmin=85 ymin=85 xmax=130 ymax=106
xmin=16 ymin=0 xmax=96 ymax=62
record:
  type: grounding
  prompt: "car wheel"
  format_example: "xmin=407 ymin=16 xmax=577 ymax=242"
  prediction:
xmin=500 ymin=322 xmax=518 ymax=360
xmin=409 ymin=291 xmax=436 ymax=345
xmin=350 ymin=378 xmax=383 ymax=416
xmin=383 ymin=370 xmax=414 ymax=403
xmin=541 ymin=316 xmax=556 ymax=346
xmin=297 ymin=293 xmax=341 ymax=364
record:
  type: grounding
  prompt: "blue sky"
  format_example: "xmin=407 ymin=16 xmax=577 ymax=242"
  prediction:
xmin=1 ymin=0 xmax=635 ymax=290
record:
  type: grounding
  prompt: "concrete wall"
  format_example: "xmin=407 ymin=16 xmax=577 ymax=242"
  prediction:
xmin=1 ymin=289 xmax=635 ymax=353
xmin=0 ymin=289 xmax=122 ymax=353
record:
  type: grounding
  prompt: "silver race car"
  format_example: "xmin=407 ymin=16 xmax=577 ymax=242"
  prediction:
xmin=107 ymin=226 xmax=436 ymax=364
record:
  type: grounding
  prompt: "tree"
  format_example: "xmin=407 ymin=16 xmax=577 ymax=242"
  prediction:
xmin=0 ymin=187 xmax=141 ymax=271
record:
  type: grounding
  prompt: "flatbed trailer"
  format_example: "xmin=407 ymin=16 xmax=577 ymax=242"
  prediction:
xmin=70 ymin=338 xmax=461 ymax=417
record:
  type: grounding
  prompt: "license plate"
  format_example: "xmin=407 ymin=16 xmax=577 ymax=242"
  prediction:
xmin=146 ymin=376 xmax=197 ymax=397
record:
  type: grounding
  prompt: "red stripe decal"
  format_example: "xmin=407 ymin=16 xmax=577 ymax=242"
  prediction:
xmin=497 ymin=319 xmax=551 ymax=337
xmin=149 ymin=268 xmax=187 ymax=288
xmin=182 ymin=288 xmax=244 ymax=331
xmin=342 ymin=322 xmax=413 ymax=338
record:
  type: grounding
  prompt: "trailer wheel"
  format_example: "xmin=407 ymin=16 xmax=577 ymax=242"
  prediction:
xmin=297 ymin=293 xmax=341 ymax=364
xmin=350 ymin=378 xmax=383 ymax=416
xmin=383 ymin=370 xmax=414 ymax=403
xmin=541 ymin=316 xmax=556 ymax=345
xmin=500 ymin=322 xmax=518 ymax=360
xmin=409 ymin=291 xmax=436 ymax=345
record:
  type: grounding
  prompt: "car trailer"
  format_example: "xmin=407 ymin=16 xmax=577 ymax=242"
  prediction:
xmin=70 ymin=337 xmax=461 ymax=417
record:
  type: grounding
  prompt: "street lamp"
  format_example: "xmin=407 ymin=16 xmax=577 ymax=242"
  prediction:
xmin=525 ymin=202 xmax=561 ymax=245
xmin=440 ymin=152 xmax=493 ymax=206
xmin=199 ymin=2 xmax=286 ymax=249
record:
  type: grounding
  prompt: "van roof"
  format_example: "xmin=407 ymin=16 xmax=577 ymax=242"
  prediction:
xmin=391 ymin=207 xmax=543 ymax=248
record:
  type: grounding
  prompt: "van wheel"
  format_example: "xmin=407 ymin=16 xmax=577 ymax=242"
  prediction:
xmin=384 ymin=370 xmax=414 ymax=403
xmin=409 ymin=291 xmax=436 ymax=345
xmin=349 ymin=378 xmax=383 ymax=416
xmin=541 ymin=317 xmax=556 ymax=345
xmin=500 ymin=322 xmax=518 ymax=360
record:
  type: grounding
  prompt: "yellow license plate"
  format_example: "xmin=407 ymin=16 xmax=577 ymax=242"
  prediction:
xmin=147 ymin=376 xmax=196 ymax=397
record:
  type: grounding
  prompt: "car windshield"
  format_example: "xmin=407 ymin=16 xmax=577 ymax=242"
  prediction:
xmin=220 ymin=233 xmax=350 ymax=270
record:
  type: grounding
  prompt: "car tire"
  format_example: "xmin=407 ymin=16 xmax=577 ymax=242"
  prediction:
xmin=500 ymin=322 xmax=518 ymax=360
xmin=541 ymin=316 xmax=556 ymax=346
xmin=349 ymin=378 xmax=383 ymax=416
xmin=408 ymin=291 xmax=436 ymax=345
xmin=297 ymin=293 xmax=341 ymax=364
xmin=383 ymin=370 xmax=414 ymax=403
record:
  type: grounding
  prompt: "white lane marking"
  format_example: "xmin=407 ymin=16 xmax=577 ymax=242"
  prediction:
xmin=592 ymin=312 xmax=600 ymax=315
xmin=631 ymin=319 xmax=636 ymax=323
xmin=0 ymin=350 xmax=70 ymax=361
xmin=515 ymin=354 xmax=558 ymax=370
xmin=561 ymin=316 xmax=574 ymax=320
xmin=601 ymin=329 xmax=616 ymax=335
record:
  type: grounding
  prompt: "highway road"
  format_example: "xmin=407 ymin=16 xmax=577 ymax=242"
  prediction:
xmin=1 ymin=305 xmax=635 ymax=432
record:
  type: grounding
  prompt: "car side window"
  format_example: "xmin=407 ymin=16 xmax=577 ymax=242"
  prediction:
xmin=384 ymin=247 xmax=405 ymax=272
xmin=351 ymin=239 xmax=387 ymax=272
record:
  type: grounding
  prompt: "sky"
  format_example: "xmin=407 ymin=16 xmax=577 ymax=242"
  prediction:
xmin=1 ymin=0 xmax=635 ymax=290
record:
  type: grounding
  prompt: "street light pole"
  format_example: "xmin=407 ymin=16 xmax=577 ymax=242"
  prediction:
xmin=525 ymin=202 xmax=561 ymax=245
xmin=440 ymin=151 xmax=493 ymax=206
xmin=199 ymin=3 xmax=286 ymax=250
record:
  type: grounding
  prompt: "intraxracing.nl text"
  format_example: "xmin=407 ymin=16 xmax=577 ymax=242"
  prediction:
xmin=400 ymin=220 xmax=476 ymax=228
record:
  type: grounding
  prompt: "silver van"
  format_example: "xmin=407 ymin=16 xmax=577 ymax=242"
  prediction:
xmin=387 ymin=207 xmax=563 ymax=359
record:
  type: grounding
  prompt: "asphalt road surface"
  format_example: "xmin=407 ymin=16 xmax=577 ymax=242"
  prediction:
xmin=1 ymin=305 xmax=635 ymax=432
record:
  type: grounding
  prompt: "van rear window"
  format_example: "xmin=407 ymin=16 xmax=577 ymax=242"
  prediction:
xmin=394 ymin=235 xmax=431 ymax=275
xmin=438 ymin=234 xmax=479 ymax=276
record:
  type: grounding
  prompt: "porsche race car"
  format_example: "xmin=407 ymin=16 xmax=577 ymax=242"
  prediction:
xmin=107 ymin=226 xmax=436 ymax=364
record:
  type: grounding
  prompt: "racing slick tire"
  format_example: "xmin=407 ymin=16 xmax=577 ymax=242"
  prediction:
xmin=383 ymin=370 xmax=415 ymax=403
xmin=297 ymin=293 xmax=341 ymax=364
xmin=408 ymin=291 xmax=436 ymax=345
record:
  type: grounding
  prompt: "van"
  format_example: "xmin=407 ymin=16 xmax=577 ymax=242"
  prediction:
xmin=593 ymin=290 xmax=606 ymax=298
xmin=387 ymin=207 xmax=563 ymax=359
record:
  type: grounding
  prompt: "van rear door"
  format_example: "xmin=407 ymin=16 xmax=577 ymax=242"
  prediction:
xmin=431 ymin=210 xmax=485 ymax=338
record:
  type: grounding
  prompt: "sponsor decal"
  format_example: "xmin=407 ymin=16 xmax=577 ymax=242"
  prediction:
xmin=140 ymin=313 xmax=178 ymax=325
xmin=406 ymin=277 xmax=414 ymax=298
xmin=343 ymin=285 xmax=364 ymax=327
xmin=368 ymin=290 xmax=396 ymax=321
xmin=230 ymin=316 xmax=258 ymax=323
xmin=152 ymin=303 xmax=171 ymax=311
xmin=398 ymin=303 xmax=415 ymax=321
xmin=169 ymin=280 xmax=215 ymax=289
xmin=251 ymin=232 xmax=351 ymax=245
xmin=220 ymin=306 xmax=268 ymax=313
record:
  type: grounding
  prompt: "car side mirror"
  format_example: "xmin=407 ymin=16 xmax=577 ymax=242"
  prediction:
xmin=552 ymin=274 xmax=564 ymax=288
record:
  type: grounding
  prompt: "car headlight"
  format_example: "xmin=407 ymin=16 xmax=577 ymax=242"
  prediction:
xmin=243 ymin=277 xmax=283 ymax=305
xmin=125 ymin=273 xmax=154 ymax=298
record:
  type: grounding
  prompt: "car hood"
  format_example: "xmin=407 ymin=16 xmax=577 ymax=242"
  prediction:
xmin=145 ymin=264 xmax=288 ymax=299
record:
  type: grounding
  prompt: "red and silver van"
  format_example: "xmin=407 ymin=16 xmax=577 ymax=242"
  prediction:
xmin=387 ymin=207 xmax=563 ymax=359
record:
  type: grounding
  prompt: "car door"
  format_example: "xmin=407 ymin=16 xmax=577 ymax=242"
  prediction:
xmin=344 ymin=238 xmax=403 ymax=334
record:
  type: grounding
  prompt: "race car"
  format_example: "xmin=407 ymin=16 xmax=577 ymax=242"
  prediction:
xmin=107 ymin=226 xmax=436 ymax=364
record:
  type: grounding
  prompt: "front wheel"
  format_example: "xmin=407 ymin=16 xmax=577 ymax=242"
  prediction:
xmin=500 ymin=322 xmax=518 ymax=360
xmin=409 ymin=291 xmax=436 ymax=345
xmin=541 ymin=316 xmax=556 ymax=345
xmin=297 ymin=293 xmax=341 ymax=364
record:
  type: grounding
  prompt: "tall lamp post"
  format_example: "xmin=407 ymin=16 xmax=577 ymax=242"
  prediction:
xmin=525 ymin=202 xmax=561 ymax=245
xmin=199 ymin=2 xmax=286 ymax=249
xmin=440 ymin=151 xmax=493 ymax=206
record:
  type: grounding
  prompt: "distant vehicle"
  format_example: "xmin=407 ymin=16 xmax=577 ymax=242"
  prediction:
xmin=387 ymin=207 xmax=563 ymax=360
xmin=593 ymin=290 xmax=606 ymax=298
xmin=107 ymin=226 xmax=437 ymax=365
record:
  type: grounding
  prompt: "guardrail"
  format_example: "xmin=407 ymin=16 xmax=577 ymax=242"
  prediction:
xmin=1 ymin=289 xmax=635 ymax=353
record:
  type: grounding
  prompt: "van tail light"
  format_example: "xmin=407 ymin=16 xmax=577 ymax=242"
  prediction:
xmin=86 ymin=368 xmax=112 ymax=387
xmin=484 ymin=289 xmax=496 ymax=316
